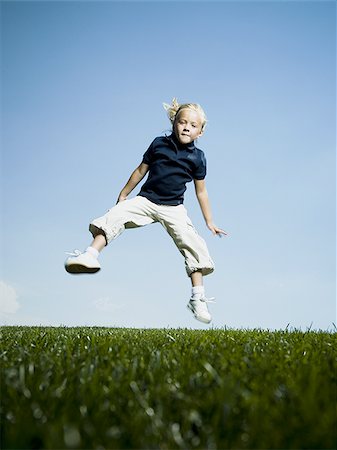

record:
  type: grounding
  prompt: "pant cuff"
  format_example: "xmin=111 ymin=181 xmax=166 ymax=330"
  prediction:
xmin=187 ymin=266 xmax=215 ymax=277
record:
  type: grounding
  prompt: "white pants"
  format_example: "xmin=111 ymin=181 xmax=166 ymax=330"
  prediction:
xmin=89 ymin=196 xmax=214 ymax=277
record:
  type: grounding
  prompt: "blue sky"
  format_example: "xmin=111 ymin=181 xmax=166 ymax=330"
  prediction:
xmin=1 ymin=0 xmax=335 ymax=330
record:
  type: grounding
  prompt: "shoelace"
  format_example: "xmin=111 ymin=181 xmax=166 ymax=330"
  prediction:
xmin=203 ymin=297 xmax=216 ymax=303
xmin=65 ymin=249 xmax=82 ymax=257
xmin=191 ymin=296 xmax=216 ymax=304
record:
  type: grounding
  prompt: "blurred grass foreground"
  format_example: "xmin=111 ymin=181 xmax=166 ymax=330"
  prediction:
xmin=1 ymin=326 xmax=336 ymax=449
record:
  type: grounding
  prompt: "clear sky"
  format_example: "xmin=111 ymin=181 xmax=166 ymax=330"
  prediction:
xmin=1 ymin=0 xmax=336 ymax=330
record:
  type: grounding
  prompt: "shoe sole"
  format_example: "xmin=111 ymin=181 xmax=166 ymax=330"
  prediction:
xmin=187 ymin=304 xmax=211 ymax=324
xmin=65 ymin=264 xmax=101 ymax=274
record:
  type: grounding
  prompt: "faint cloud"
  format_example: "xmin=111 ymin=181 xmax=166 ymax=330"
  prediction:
xmin=0 ymin=281 xmax=20 ymax=315
xmin=93 ymin=297 xmax=124 ymax=313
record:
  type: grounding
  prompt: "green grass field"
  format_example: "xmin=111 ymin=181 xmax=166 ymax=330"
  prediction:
xmin=1 ymin=326 xmax=336 ymax=449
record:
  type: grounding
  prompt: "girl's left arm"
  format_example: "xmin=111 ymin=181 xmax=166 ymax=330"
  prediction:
xmin=194 ymin=179 xmax=227 ymax=237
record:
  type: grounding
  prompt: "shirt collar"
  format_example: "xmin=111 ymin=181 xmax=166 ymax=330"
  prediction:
xmin=166 ymin=133 xmax=196 ymax=152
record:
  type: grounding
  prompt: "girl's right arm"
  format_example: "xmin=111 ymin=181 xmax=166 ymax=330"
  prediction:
xmin=117 ymin=162 xmax=149 ymax=203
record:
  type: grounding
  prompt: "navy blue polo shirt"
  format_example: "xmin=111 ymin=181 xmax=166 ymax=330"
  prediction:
xmin=138 ymin=133 xmax=207 ymax=205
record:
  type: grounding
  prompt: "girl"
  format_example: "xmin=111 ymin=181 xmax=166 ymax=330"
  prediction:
xmin=65 ymin=98 xmax=227 ymax=323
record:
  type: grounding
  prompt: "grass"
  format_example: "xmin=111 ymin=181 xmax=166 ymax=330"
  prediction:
xmin=1 ymin=326 xmax=336 ymax=449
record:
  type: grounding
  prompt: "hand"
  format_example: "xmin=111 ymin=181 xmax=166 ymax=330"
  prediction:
xmin=116 ymin=195 xmax=127 ymax=204
xmin=207 ymin=223 xmax=228 ymax=238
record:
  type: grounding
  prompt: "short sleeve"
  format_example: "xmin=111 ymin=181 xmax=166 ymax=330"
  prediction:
xmin=142 ymin=139 xmax=156 ymax=165
xmin=193 ymin=151 xmax=207 ymax=180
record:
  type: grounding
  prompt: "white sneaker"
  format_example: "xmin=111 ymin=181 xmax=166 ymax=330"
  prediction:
xmin=187 ymin=296 xmax=215 ymax=324
xmin=65 ymin=250 xmax=101 ymax=274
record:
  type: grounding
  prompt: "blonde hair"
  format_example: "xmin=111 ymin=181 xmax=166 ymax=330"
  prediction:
xmin=163 ymin=97 xmax=207 ymax=131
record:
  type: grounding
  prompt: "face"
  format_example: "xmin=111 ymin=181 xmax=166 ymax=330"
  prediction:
xmin=173 ymin=108 xmax=204 ymax=145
